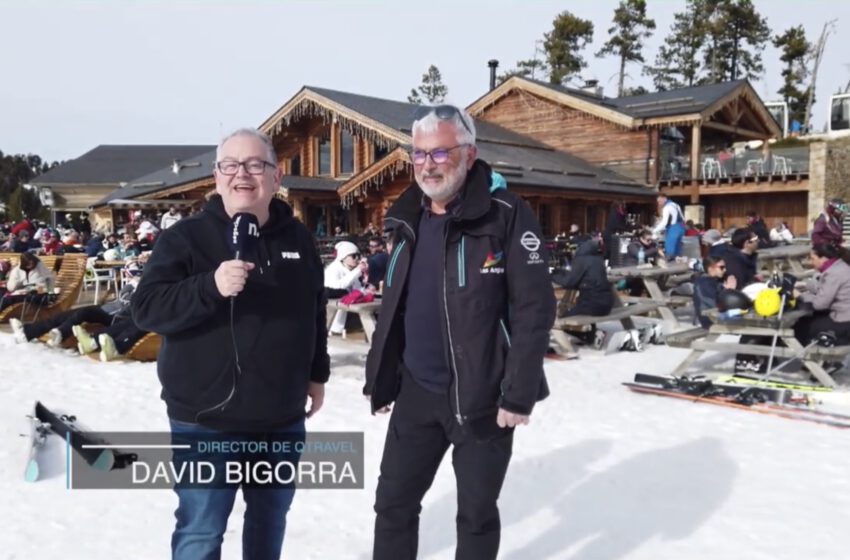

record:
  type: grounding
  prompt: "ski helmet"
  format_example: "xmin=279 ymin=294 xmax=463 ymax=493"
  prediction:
xmin=754 ymin=287 xmax=782 ymax=317
xmin=716 ymin=289 xmax=752 ymax=313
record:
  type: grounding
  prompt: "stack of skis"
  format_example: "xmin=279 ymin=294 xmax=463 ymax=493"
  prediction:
xmin=624 ymin=373 xmax=850 ymax=429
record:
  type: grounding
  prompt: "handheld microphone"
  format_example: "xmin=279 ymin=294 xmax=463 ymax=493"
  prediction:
xmin=229 ymin=213 xmax=260 ymax=260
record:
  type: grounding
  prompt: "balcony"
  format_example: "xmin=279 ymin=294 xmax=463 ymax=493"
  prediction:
xmin=660 ymin=145 xmax=809 ymax=184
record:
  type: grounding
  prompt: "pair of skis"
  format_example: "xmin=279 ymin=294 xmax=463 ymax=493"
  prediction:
xmin=624 ymin=373 xmax=850 ymax=429
xmin=24 ymin=401 xmax=137 ymax=482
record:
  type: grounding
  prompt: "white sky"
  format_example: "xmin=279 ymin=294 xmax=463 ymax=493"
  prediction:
xmin=1 ymin=0 xmax=848 ymax=163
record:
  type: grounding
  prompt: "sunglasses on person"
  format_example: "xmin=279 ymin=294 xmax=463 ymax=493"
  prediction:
xmin=412 ymin=104 xmax=474 ymax=135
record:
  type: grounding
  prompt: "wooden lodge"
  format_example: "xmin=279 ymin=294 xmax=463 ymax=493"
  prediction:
xmin=469 ymin=77 xmax=813 ymax=234
xmin=40 ymin=77 xmax=830 ymax=240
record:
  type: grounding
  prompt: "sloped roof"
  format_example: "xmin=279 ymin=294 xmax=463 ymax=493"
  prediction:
xmin=32 ymin=145 xmax=213 ymax=186
xmin=93 ymin=149 xmax=216 ymax=206
xmin=527 ymin=78 xmax=746 ymax=119
xmin=307 ymin=86 xmax=549 ymax=148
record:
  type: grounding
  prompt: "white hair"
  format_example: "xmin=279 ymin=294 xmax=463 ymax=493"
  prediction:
xmin=216 ymin=128 xmax=277 ymax=164
xmin=412 ymin=106 xmax=476 ymax=146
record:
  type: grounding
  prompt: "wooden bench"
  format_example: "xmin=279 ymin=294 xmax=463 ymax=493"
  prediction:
xmin=550 ymin=302 xmax=661 ymax=356
xmin=0 ymin=254 xmax=83 ymax=323
xmin=83 ymin=332 xmax=161 ymax=362
xmin=664 ymin=326 xmax=709 ymax=348
xmin=620 ymin=294 xmax=692 ymax=308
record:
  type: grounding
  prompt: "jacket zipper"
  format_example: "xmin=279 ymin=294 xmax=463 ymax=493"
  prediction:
xmin=457 ymin=235 xmax=466 ymax=287
xmin=443 ymin=225 xmax=463 ymax=425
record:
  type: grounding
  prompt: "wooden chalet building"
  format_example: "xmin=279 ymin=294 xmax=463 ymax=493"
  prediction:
xmin=469 ymin=77 xmax=814 ymax=234
xmin=257 ymin=86 xmax=654 ymax=237
xmin=30 ymin=144 xmax=213 ymax=225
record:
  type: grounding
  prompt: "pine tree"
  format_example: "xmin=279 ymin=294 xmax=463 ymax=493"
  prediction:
xmin=543 ymin=11 xmax=594 ymax=85
xmin=596 ymin=0 xmax=656 ymax=97
xmin=407 ymin=65 xmax=449 ymax=105
xmin=644 ymin=0 xmax=711 ymax=90
xmin=704 ymin=0 xmax=771 ymax=82
xmin=497 ymin=58 xmax=549 ymax=85
xmin=773 ymin=25 xmax=812 ymax=125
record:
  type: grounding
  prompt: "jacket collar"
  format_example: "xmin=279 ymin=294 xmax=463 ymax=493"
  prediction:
xmin=385 ymin=159 xmax=495 ymax=234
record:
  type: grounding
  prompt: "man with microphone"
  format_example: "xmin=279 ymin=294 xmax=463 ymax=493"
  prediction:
xmin=132 ymin=128 xmax=329 ymax=560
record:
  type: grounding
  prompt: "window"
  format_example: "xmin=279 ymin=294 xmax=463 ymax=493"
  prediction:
xmin=290 ymin=155 xmax=301 ymax=176
xmin=318 ymin=136 xmax=331 ymax=176
xmin=341 ymin=132 xmax=355 ymax=174
xmin=374 ymin=144 xmax=390 ymax=162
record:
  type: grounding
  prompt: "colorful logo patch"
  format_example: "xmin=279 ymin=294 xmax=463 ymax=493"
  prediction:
xmin=482 ymin=251 xmax=503 ymax=268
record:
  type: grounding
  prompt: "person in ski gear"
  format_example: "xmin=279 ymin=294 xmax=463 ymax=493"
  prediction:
xmin=324 ymin=240 xmax=368 ymax=335
xmin=811 ymin=199 xmax=845 ymax=248
xmin=363 ymin=104 xmax=555 ymax=560
xmin=131 ymin=128 xmax=329 ymax=560
xmin=793 ymin=243 xmax=850 ymax=344
xmin=746 ymin=211 xmax=774 ymax=248
xmin=551 ymin=238 xmax=613 ymax=344
xmin=0 ymin=252 xmax=55 ymax=311
xmin=724 ymin=228 xmax=762 ymax=288
xmin=160 ymin=206 xmax=182 ymax=230
xmin=603 ymin=200 xmax=628 ymax=265
xmin=693 ymin=256 xmax=737 ymax=328
xmin=9 ymin=277 xmax=144 ymax=355
xmin=652 ymin=193 xmax=686 ymax=260
xmin=769 ymin=221 xmax=794 ymax=245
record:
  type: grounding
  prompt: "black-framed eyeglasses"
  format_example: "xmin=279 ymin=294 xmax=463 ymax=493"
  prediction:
xmin=410 ymin=144 xmax=469 ymax=165
xmin=215 ymin=159 xmax=276 ymax=176
xmin=412 ymin=104 xmax=474 ymax=136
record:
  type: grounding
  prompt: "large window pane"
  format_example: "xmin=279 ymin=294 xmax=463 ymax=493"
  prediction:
xmin=341 ymin=132 xmax=354 ymax=174
xmin=318 ymin=137 xmax=331 ymax=176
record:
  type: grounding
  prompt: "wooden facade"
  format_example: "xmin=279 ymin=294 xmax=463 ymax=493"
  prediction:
xmin=472 ymin=89 xmax=655 ymax=184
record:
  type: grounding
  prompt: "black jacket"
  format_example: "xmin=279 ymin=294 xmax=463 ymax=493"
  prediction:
xmin=363 ymin=160 xmax=555 ymax=423
xmin=132 ymin=196 xmax=329 ymax=431
xmin=621 ymin=240 xmax=660 ymax=267
xmin=552 ymin=240 xmax=613 ymax=316
xmin=693 ymin=275 xmax=723 ymax=328
xmin=724 ymin=248 xmax=759 ymax=287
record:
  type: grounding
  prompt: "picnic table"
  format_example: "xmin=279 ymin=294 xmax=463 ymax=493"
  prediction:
xmin=665 ymin=308 xmax=850 ymax=388
xmin=326 ymin=299 xmax=381 ymax=343
xmin=550 ymin=262 xmax=692 ymax=356
xmin=608 ymin=262 xmax=692 ymax=331
xmin=757 ymin=245 xmax=811 ymax=275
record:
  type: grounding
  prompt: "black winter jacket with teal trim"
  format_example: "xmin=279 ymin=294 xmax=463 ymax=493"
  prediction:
xmin=364 ymin=160 xmax=556 ymax=425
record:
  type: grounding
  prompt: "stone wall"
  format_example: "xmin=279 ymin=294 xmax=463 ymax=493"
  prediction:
xmin=825 ymin=137 xmax=850 ymax=202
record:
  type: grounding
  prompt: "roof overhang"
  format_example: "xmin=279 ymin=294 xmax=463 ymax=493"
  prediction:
xmin=467 ymin=76 xmax=636 ymax=128
xmin=259 ymin=87 xmax=411 ymax=149
xmin=338 ymin=147 xmax=412 ymax=207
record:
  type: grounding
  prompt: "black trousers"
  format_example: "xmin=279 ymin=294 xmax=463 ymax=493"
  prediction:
xmin=373 ymin=370 xmax=514 ymax=560
xmin=794 ymin=311 xmax=850 ymax=346
xmin=23 ymin=305 xmax=113 ymax=341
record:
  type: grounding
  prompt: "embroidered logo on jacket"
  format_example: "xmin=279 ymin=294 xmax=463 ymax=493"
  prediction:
xmin=481 ymin=251 xmax=505 ymax=274
xmin=281 ymin=252 xmax=301 ymax=260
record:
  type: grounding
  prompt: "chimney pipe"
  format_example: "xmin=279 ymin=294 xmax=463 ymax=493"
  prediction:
xmin=488 ymin=59 xmax=499 ymax=91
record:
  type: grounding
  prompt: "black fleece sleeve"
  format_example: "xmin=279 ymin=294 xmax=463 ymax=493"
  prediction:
xmin=131 ymin=227 xmax=226 ymax=335
xmin=303 ymin=229 xmax=330 ymax=384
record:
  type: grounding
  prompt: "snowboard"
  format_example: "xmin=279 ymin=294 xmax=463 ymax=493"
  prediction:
xmin=24 ymin=403 xmax=52 ymax=483
xmin=33 ymin=401 xmax=137 ymax=474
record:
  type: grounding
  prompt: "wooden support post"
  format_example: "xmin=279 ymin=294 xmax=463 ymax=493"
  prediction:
xmin=691 ymin=124 xmax=701 ymax=180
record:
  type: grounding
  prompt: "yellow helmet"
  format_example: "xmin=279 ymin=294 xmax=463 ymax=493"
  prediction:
xmin=754 ymin=288 xmax=782 ymax=317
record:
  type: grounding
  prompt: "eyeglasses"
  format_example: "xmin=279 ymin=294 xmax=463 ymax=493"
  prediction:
xmin=215 ymin=159 xmax=276 ymax=176
xmin=410 ymin=144 xmax=469 ymax=165
xmin=413 ymin=104 xmax=474 ymax=136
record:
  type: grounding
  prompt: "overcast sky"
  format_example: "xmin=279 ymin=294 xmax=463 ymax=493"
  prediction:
xmin=1 ymin=0 xmax=848 ymax=163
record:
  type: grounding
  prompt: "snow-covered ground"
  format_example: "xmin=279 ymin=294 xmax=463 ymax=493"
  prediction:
xmin=1 ymin=330 xmax=848 ymax=560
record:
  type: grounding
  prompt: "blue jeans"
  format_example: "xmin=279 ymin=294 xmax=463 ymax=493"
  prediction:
xmin=169 ymin=418 xmax=305 ymax=560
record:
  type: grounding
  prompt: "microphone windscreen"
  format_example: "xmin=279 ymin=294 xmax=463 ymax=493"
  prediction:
xmin=230 ymin=213 xmax=260 ymax=256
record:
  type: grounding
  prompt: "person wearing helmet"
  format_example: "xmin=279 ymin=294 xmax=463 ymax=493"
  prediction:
xmin=811 ymin=199 xmax=845 ymax=248
xmin=693 ymin=256 xmax=737 ymax=328
xmin=324 ymin=240 xmax=368 ymax=335
xmin=793 ymin=243 xmax=850 ymax=345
